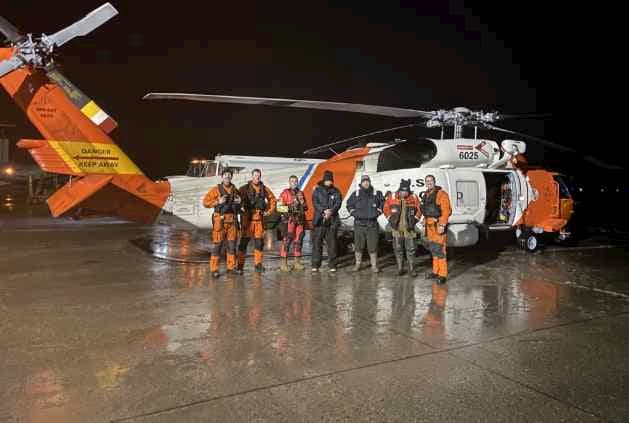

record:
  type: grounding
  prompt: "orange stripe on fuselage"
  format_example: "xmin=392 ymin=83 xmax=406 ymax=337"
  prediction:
xmin=302 ymin=147 xmax=370 ymax=224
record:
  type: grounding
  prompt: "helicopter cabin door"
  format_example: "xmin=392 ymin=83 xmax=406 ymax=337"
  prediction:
xmin=448 ymin=170 xmax=486 ymax=224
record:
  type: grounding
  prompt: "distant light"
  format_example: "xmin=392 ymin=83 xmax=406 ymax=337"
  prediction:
xmin=578 ymin=187 xmax=583 ymax=192
xmin=601 ymin=188 xmax=605 ymax=193
xmin=3 ymin=167 xmax=14 ymax=176
xmin=191 ymin=160 xmax=200 ymax=164
xmin=617 ymin=188 xmax=620 ymax=193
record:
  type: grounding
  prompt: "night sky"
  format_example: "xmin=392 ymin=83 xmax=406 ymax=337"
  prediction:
xmin=0 ymin=1 xmax=617 ymax=179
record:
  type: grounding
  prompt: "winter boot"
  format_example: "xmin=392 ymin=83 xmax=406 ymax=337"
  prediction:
xmin=370 ymin=253 xmax=380 ymax=273
xmin=395 ymin=253 xmax=405 ymax=276
xmin=352 ymin=252 xmax=362 ymax=272
xmin=279 ymin=257 xmax=291 ymax=272
xmin=407 ymin=251 xmax=418 ymax=277
xmin=292 ymin=257 xmax=305 ymax=271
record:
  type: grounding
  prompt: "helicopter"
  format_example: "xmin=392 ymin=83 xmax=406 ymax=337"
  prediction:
xmin=0 ymin=3 xmax=615 ymax=252
xmin=140 ymin=92 xmax=576 ymax=252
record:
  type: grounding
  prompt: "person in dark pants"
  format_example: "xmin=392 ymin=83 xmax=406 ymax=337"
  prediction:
xmin=311 ymin=170 xmax=342 ymax=273
xmin=346 ymin=175 xmax=384 ymax=273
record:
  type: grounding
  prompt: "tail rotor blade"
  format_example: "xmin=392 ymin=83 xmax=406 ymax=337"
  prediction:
xmin=47 ymin=3 xmax=118 ymax=47
xmin=0 ymin=16 xmax=22 ymax=43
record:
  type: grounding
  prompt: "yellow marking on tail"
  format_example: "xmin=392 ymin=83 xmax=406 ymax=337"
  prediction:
xmin=48 ymin=141 xmax=143 ymax=175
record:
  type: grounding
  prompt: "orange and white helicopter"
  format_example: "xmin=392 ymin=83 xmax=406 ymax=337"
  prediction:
xmin=0 ymin=3 xmax=604 ymax=252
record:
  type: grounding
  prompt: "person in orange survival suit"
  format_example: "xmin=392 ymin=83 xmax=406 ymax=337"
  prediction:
xmin=238 ymin=168 xmax=277 ymax=273
xmin=419 ymin=174 xmax=452 ymax=284
xmin=203 ymin=169 xmax=242 ymax=278
xmin=277 ymin=175 xmax=308 ymax=272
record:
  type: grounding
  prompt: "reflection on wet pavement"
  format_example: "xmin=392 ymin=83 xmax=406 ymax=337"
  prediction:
xmin=1 ymin=222 xmax=628 ymax=422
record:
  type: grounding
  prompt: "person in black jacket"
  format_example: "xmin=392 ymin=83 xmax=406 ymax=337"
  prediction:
xmin=311 ymin=170 xmax=342 ymax=273
xmin=347 ymin=175 xmax=384 ymax=273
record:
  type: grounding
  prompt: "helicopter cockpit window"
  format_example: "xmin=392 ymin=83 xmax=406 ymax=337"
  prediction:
xmin=204 ymin=161 xmax=217 ymax=177
xmin=376 ymin=139 xmax=437 ymax=172
xmin=185 ymin=160 xmax=217 ymax=177
xmin=553 ymin=175 xmax=572 ymax=199
xmin=186 ymin=160 xmax=204 ymax=177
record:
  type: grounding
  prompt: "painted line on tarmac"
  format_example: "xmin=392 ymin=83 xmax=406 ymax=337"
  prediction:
xmin=559 ymin=281 xmax=629 ymax=300
xmin=497 ymin=244 xmax=618 ymax=256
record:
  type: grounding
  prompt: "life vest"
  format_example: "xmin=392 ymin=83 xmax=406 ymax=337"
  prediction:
xmin=420 ymin=188 xmax=442 ymax=219
xmin=216 ymin=184 xmax=241 ymax=215
xmin=279 ymin=188 xmax=306 ymax=223
xmin=246 ymin=181 xmax=268 ymax=212
xmin=387 ymin=193 xmax=419 ymax=231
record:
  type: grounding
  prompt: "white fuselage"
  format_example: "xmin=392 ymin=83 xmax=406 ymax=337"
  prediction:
xmin=155 ymin=140 xmax=535 ymax=247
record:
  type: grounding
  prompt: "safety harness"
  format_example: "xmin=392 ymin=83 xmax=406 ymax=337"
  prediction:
xmin=420 ymin=188 xmax=442 ymax=218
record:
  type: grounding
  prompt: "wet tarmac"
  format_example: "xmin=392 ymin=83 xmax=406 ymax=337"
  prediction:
xmin=1 ymin=199 xmax=629 ymax=422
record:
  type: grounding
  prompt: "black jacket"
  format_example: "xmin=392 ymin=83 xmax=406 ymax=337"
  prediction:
xmin=346 ymin=186 xmax=384 ymax=226
xmin=312 ymin=182 xmax=342 ymax=227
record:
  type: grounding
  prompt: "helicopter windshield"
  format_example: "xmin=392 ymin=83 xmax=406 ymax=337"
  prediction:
xmin=377 ymin=139 xmax=437 ymax=172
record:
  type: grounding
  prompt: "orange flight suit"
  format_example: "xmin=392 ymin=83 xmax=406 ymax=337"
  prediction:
xmin=421 ymin=188 xmax=452 ymax=278
xmin=203 ymin=183 xmax=240 ymax=272
xmin=238 ymin=181 xmax=277 ymax=267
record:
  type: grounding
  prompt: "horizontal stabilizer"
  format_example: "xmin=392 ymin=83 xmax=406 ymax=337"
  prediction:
xmin=17 ymin=139 xmax=143 ymax=176
xmin=47 ymin=174 xmax=112 ymax=217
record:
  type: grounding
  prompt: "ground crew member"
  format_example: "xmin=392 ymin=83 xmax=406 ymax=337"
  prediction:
xmin=347 ymin=175 xmax=384 ymax=273
xmin=419 ymin=174 xmax=452 ymax=283
xmin=203 ymin=169 xmax=242 ymax=278
xmin=383 ymin=179 xmax=421 ymax=277
xmin=238 ymin=169 xmax=277 ymax=273
xmin=311 ymin=170 xmax=342 ymax=273
xmin=277 ymin=175 xmax=308 ymax=272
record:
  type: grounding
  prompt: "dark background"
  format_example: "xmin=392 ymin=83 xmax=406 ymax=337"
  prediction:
xmin=1 ymin=1 xmax=624 ymax=195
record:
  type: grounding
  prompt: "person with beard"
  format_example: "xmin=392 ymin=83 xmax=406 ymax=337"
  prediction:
xmin=277 ymin=175 xmax=308 ymax=272
xmin=237 ymin=169 xmax=277 ymax=273
xmin=346 ymin=175 xmax=384 ymax=273
xmin=203 ymin=169 xmax=242 ymax=278
xmin=311 ymin=170 xmax=342 ymax=273
xmin=419 ymin=174 xmax=452 ymax=284
xmin=383 ymin=179 xmax=421 ymax=277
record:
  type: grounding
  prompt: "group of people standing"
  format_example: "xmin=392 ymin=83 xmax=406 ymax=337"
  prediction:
xmin=203 ymin=168 xmax=451 ymax=284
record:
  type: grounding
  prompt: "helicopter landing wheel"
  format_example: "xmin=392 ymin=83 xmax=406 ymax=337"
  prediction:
xmin=518 ymin=229 xmax=543 ymax=253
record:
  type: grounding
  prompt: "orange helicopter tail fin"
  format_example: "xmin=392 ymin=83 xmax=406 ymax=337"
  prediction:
xmin=1 ymin=49 xmax=170 ymax=224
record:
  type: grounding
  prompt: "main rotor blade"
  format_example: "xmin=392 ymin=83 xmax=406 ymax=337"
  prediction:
xmin=499 ymin=113 xmax=553 ymax=120
xmin=48 ymin=3 xmax=118 ymax=47
xmin=0 ymin=56 xmax=23 ymax=78
xmin=304 ymin=123 xmax=421 ymax=155
xmin=143 ymin=93 xmax=435 ymax=119
xmin=485 ymin=123 xmax=575 ymax=153
xmin=486 ymin=124 xmax=623 ymax=171
xmin=0 ymin=16 xmax=21 ymax=43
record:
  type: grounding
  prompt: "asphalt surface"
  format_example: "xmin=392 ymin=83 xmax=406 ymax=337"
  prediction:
xmin=1 ymin=193 xmax=628 ymax=422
